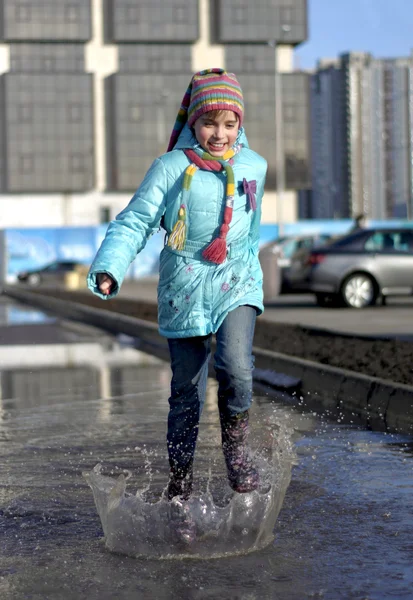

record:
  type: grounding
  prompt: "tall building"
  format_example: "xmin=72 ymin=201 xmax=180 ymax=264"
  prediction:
xmin=0 ymin=0 xmax=310 ymax=228
xmin=310 ymin=51 xmax=413 ymax=220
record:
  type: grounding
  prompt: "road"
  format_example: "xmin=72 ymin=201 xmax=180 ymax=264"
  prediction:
xmin=119 ymin=278 xmax=413 ymax=339
xmin=264 ymin=293 xmax=413 ymax=339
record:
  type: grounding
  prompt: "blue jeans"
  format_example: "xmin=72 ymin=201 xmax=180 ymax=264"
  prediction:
xmin=167 ymin=305 xmax=257 ymax=472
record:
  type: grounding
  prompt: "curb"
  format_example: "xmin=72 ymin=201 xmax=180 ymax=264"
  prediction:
xmin=4 ymin=286 xmax=413 ymax=434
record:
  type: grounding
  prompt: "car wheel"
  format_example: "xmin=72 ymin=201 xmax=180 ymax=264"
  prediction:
xmin=341 ymin=273 xmax=377 ymax=308
xmin=27 ymin=273 xmax=41 ymax=286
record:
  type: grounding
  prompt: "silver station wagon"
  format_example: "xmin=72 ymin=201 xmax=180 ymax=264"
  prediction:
xmin=286 ymin=228 xmax=413 ymax=308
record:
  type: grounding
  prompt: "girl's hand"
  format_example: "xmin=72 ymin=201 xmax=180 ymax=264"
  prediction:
xmin=97 ymin=273 xmax=114 ymax=295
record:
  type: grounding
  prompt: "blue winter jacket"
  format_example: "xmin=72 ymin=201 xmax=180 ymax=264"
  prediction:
xmin=87 ymin=123 xmax=268 ymax=338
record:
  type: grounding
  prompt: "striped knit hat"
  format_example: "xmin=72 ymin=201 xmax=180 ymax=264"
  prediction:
xmin=167 ymin=68 xmax=244 ymax=152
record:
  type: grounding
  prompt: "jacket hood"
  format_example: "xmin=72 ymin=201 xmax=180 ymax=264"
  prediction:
xmin=172 ymin=122 xmax=250 ymax=152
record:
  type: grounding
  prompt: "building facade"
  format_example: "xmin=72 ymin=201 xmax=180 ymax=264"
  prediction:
xmin=0 ymin=0 xmax=310 ymax=228
xmin=310 ymin=52 xmax=413 ymax=220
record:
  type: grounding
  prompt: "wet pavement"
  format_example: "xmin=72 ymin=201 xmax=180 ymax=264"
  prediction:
xmin=0 ymin=297 xmax=413 ymax=599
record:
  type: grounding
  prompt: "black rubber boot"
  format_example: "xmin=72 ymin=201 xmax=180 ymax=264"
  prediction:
xmin=167 ymin=461 xmax=196 ymax=544
xmin=220 ymin=410 xmax=259 ymax=493
xmin=167 ymin=461 xmax=193 ymax=501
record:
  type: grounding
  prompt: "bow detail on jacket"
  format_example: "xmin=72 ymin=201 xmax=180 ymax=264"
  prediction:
xmin=243 ymin=178 xmax=257 ymax=211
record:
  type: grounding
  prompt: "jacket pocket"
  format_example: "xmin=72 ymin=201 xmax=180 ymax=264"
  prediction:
xmin=158 ymin=248 xmax=187 ymax=286
xmin=158 ymin=252 xmax=204 ymax=333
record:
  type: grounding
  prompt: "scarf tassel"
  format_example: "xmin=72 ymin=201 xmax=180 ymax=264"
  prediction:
xmin=181 ymin=148 xmax=240 ymax=264
xmin=202 ymin=206 xmax=233 ymax=264
xmin=168 ymin=204 xmax=187 ymax=251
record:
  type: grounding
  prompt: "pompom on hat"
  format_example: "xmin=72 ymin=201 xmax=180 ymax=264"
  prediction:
xmin=167 ymin=68 xmax=244 ymax=152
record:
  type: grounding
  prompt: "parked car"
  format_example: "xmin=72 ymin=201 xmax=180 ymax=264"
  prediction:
xmin=260 ymin=234 xmax=332 ymax=293
xmin=17 ymin=261 xmax=83 ymax=286
xmin=286 ymin=228 xmax=413 ymax=308
xmin=264 ymin=234 xmax=332 ymax=267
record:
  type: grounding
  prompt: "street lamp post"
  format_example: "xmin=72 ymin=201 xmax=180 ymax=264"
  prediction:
xmin=269 ymin=39 xmax=286 ymax=238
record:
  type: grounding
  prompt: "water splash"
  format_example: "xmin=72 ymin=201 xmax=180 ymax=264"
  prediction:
xmin=83 ymin=424 xmax=295 ymax=559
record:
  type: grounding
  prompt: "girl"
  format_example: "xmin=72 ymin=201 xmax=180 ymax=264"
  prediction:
xmin=88 ymin=69 xmax=268 ymax=501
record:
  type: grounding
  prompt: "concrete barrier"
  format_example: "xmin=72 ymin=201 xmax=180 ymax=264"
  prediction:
xmin=4 ymin=285 xmax=413 ymax=434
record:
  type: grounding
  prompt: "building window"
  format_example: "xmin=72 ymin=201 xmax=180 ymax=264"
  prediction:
xmin=175 ymin=6 xmax=186 ymax=23
xmin=10 ymin=57 xmax=21 ymax=71
xmin=15 ymin=3 xmax=31 ymax=22
xmin=284 ymin=105 xmax=295 ymax=122
xmin=69 ymin=154 xmax=84 ymax=172
xmin=130 ymin=105 xmax=142 ymax=122
xmin=234 ymin=7 xmax=245 ymax=24
xmin=148 ymin=57 xmax=161 ymax=72
xmin=68 ymin=103 xmax=82 ymax=123
xmin=242 ymin=56 xmax=256 ymax=72
xmin=17 ymin=104 xmax=32 ymax=123
xmin=280 ymin=7 xmax=293 ymax=26
xmin=19 ymin=154 xmax=33 ymax=173
xmin=43 ymin=57 xmax=56 ymax=71
xmin=65 ymin=4 xmax=80 ymax=23
xmin=126 ymin=5 xmax=139 ymax=21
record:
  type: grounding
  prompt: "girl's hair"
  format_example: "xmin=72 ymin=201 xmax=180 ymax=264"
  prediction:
xmin=197 ymin=109 xmax=240 ymax=121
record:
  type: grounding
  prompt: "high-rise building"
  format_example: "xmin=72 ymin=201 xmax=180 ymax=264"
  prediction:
xmin=0 ymin=0 xmax=310 ymax=228
xmin=310 ymin=52 xmax=413 ymax=220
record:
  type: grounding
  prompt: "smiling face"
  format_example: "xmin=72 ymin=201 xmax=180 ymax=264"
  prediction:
xmin=193 ymin=110 xmax=240 ymax=157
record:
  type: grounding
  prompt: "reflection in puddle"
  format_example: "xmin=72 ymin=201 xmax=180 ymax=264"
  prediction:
xmin=6 ymin=305 xmax=55 ymax=326
xmin=0 ymin=298 xmax=162 ymax=411
xmin=0 ymin=298 xmax=55 ymax=326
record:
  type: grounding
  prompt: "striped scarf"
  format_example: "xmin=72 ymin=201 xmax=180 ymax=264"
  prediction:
xmin=167 ymin=147 xmax=240 ymax=264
